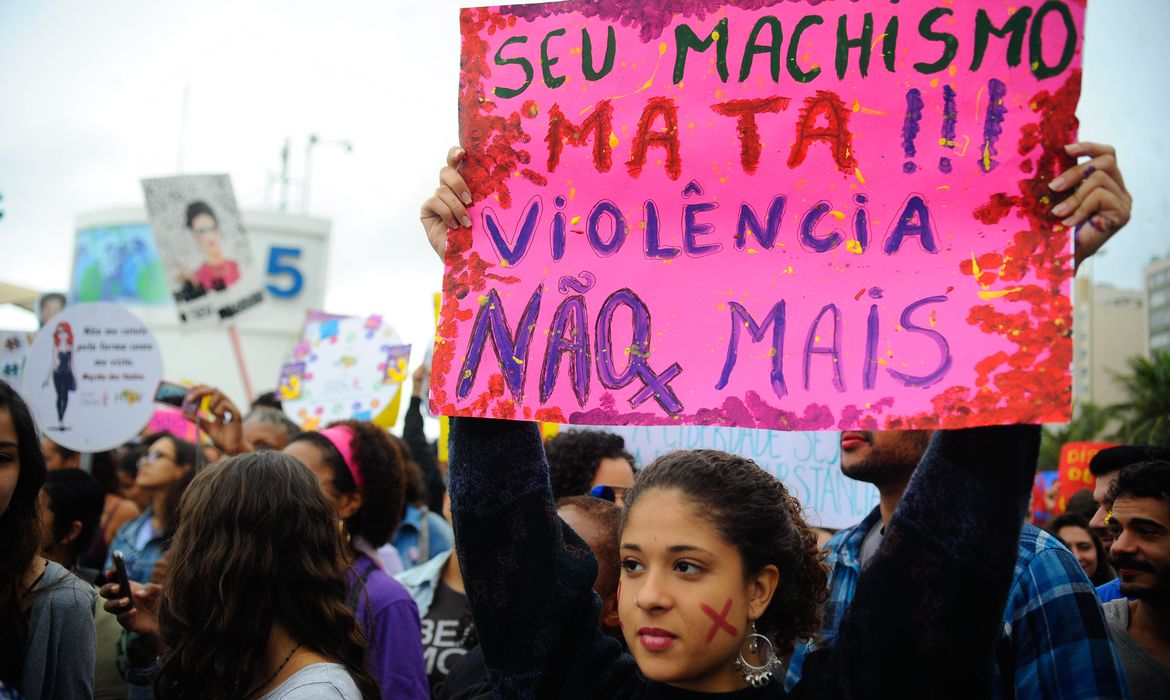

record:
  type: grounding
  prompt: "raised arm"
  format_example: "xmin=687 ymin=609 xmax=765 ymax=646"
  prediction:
xmin=812 ymin=424 xmax=1040 ymax=699
xmin=447 ymin=417 xmax=635 ymax=697
xmin=404 ymin=366 xmax=445 ymax=513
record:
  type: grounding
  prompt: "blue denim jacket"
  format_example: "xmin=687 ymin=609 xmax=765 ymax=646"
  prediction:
xmin=389 ymin=504 xmax=453 ymax=570
xmin=103 ymin=507 xmax=165 ymax=583
xmin=394 ymin=549 xmax=453 ymax=618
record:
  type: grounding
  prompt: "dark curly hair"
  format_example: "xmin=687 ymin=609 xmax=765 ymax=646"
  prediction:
xmin=545 ymin=429 xmax=635 ymax=500
xmin=289 ymin=420 xmax=406 ymax=548
xmin=155 ymin=451 xmax=378 ymax=699
xmin=0 ymin=379 xmax=47 ymax=691
xmin=621 ymin=450 xmax=826 ymax=655
xmin=1107 ymin=460 xmax=1170 ymax=505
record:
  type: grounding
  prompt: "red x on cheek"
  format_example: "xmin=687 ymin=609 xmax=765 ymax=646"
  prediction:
xmin=701 ymin=598 xmax=738 ymax=643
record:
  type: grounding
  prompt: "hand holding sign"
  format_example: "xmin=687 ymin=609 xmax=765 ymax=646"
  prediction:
xmin=420 ymin=147 xmax=473 ymax=261
xmin=1046 ymin=142 xmax=1131 ymax=268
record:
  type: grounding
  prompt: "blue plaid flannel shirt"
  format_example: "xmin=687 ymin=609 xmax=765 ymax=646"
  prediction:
xmin=786 ymin=508 xmax=1130 ymax=699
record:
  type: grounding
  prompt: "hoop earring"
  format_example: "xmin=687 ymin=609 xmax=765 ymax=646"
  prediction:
xmin=733 ymin=621 xmax=781 ymax=688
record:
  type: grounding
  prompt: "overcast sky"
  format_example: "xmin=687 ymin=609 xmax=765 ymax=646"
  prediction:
xmin=2 ymin=0 xmax=1168 ymax=351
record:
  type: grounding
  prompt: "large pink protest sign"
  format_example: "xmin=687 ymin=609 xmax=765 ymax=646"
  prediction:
xmin=433 ymin=0 xmax=1084 ymax=430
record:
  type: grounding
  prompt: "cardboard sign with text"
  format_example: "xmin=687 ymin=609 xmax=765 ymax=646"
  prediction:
xmin=609 ymin=425 xmax=876 ymax=529
xmin=1057 ymin=440 xmax=1115 ymax=512
xmin=433 ymin=0 xmax=1084 ymax=430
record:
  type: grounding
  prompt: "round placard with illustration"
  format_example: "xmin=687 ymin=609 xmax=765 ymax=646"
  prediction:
xmin=22 ymin=302 xmax=162 ymax=452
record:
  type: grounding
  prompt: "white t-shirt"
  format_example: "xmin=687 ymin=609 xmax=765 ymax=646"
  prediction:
xmin=255 ymin=663 xmax=361 ymax=700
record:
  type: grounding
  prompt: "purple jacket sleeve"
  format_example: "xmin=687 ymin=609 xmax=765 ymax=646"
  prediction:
xmin=360 ymin=570 xmax=430 ymax=700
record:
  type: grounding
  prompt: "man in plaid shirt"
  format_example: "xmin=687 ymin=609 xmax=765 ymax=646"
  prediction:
xmin=785 ymin=430 xmax=1129 ymax=699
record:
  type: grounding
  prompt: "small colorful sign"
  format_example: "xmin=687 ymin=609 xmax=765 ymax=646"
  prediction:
xmin=281 ymin=312 xmax=410 ymax=431
xmin=1 ymin=331 xmax=33 ymax=387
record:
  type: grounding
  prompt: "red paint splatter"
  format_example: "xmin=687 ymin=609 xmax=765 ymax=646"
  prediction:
xmin=896 ymin=70 xmax=1082 ymax=429
xmin=459 ymin=8 xmax=547 ymax=210
xmin=701 ymin=598 xmax=738 ymax=643
xmin=534 ymin=407 xmax=567 ymax=423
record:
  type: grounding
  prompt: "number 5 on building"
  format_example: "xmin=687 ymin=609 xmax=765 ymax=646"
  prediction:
xmin=266 ymin=246 xmax=304 ymax=298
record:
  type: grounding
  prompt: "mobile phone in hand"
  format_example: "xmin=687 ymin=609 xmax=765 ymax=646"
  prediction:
xmin=154 ymin=381 xmax=189 ymax=409
xmin=111 ymin=550 xmax=135 ymax=609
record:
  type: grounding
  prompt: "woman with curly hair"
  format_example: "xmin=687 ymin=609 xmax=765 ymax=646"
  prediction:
xmin=285 ymin=421 xmax=429 ymax=699
xmin=104 ymin=450 xmax=380 ymax=699
xmin=422 ymin=153 xmax=1044 ymax=697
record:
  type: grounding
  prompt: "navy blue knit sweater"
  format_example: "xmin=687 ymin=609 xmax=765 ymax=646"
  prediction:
xmin=448 ymin=419 xmax=1039 ymax=699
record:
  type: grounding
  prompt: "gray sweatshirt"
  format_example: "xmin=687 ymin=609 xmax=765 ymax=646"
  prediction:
xmin=23 ymin=560 xmax=97 ymax=700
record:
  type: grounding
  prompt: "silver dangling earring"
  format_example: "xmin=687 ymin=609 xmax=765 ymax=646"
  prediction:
xmin=733 ymin=621 xmax=781 ymax=688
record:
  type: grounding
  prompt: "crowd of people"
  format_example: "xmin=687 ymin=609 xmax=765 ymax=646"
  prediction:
xmin=1 ymin=137 xmax=1167 ymax=700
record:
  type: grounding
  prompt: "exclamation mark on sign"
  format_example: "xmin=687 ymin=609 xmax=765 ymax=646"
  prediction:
xmin=980 ymin=79 xmax=1008 ymax=174
xmin=901 ymin=88 xmax=924 ymax=174
xmin=939 ymin=86 xmax=957 ymax=174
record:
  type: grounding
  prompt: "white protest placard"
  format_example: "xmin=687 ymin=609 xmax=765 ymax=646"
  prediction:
xmin=605 ymin=426 xmax=877 ymax=530
xmin=22 ymin=302 xmax=162 ymax=452
xmin=141 ymin=174 xmax=265 ymax=327
xmin=281 ymin=313 xmax=411 ymax=431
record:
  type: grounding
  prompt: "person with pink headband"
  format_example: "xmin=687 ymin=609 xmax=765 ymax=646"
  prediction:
xmin=286 ymin=420 xmax=429 ymax=700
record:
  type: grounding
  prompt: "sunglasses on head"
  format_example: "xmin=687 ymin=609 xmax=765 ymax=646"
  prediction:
xmin=590 ymin=485 xmax=628 ymax=502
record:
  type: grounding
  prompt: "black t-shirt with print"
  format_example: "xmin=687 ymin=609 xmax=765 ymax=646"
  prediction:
xmin=422 ymin=579 xmax=471 ymax=695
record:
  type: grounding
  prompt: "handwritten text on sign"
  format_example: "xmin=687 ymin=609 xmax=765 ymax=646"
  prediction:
xmin=608 ymin=425 xmax=877 ymax=529
xmin=433 ymin=0 xmax=1084 ymax=430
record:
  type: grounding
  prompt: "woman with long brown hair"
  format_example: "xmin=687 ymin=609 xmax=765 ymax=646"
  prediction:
xmin=182 ymin=382 xmax=429 ymax=698
xmin=105 ymin=450 xmax=380 ymax=699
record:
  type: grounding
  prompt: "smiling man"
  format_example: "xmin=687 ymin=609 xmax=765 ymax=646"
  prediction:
xmin=787 ymin=429 xmax=1128 ymax=699
xmin=1101 ymin=460 xmax=1170 ymax=698
xmin=1087 ymin=445 xmax=1170 ymax=603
